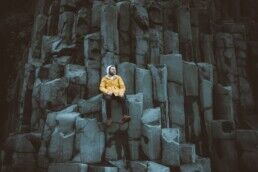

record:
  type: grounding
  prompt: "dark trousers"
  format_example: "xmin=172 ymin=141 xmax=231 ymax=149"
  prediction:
xmin=103 ymin=93 xmax=127 ymax=119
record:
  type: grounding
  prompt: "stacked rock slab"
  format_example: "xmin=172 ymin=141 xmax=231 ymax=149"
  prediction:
xmin=5 ymin=0 xmax=258 ymax=172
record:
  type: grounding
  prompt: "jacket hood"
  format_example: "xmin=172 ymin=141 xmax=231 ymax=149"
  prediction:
xmin=106 ymin=65 xmax=112 ymax=75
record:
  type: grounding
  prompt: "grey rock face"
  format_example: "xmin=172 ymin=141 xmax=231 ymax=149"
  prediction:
xmin=86 ymin=68 xmax=100 ymax=98
xmin=5 ymin=1 xmax=258 ymax=171
xmin=163 ymin=30 xmax=179 ymax=54
xmin=196 ymin=157 xmax=211 ymax=172
xmin=84 ymin=32 xmax=101 ymax=68
xmin=180 ymin=144 xmax=197 ymax=164
xmin=80 ymin=118 xmax=105 ymax=163
xmin=101 ymin=52 xmax=119 ymax=77
xmin=135 ymin=67 xmax=153 ymax=109
xmin=31 ymin=14 xmax=47 ymax=60
xmin=117 ymin=1 xmax=131 ymax=60
xmin=161 ymin=128 xmax=180 ymax=166
xmin=101 ymin=3 xmax=119 ymax=55
xmin=48 ymin=163 xmax=88 ymax=172
xmin=12 ymin=153 xmax=37 ymax=172
xmin=58 ymin=11 xmax=75 ymax=43
xmin=160 ymin=54 xmax=183 ymax=84
xmin=149 ymin=28 xmax=162 ymax=65
xmin=141 ymin=124 xmax=161 ymax=160
xmin=148 ymin=64 xmax=168 ymax=103
xmin=117 ymin=62 xmax=136 ymax=94
xmin=91 ymin=1 xmax=103 ymax=31
xmin=88 ymin=165 xmax=118 ymax=172
xmin=65 ymin=64 xmax=87 ymax=103
xmin=48 ymin=129 xmax=75 ymax=162
xmin=39 ymin=78 xmax=69 ymax=111
xmin=141 ymin=107 xmax=161 ymax=125
xmin=130 ymin=161 xmax=148 ymax=172
xmin=214 ymin=84 xmax=234 ymax=120
xmin=78 ymin=94 xmax=103 ymax=115
xmin=73 ymin=7 xmax=91 ymax=42
xmin=56 ymin=112 xmax=80 ymax=133
xmin=183 ymin=61 xmax=199 ymax=96
xmin=65 ymin=64 xmax=87 ymax=85
xmin=147 ymin=161 xmax=170 ymax=172
xmin=127 ymin=93 xmax=143 ymax=139
xmin=167 ymin=82 xmax=185 ymax=141
xmin=131 ymin=2 xmax=149 ymax=67
xmin=180 ymin=163 xmax=203 ymax=172
xmin=177 ymin=6 xmax=192 ymax=59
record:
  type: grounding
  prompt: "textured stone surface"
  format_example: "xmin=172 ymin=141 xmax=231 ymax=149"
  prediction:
xmin=183 ymin=62 xmax=199 ymax=96
xmin=48 ymin=129 xmax=75 ymax=162
xmin=80 ymin=118 xmax=105 ymax=163
xmin=56 ymin=112 xmax=80 ymax=133
xmin=180 ymin=144 xmax=197 ymax=164
xmin=65 ymin=64 xmax=87 ymax=85
xmin=88 ymin=165 xmax=118 ymax=172
xmin=163 ymin=30 xmax=179 ymax=54
xmin=48 ymin=163 xmax=88 ymax=172
xmin=141 ymin=124 xmax=161 ymax=160
xmin=101 ymin=3 xmax=119 ymax=55
xmin=117 ymin=62 xmax=136 ymax=94
xmin=39 ymin=78 xmax=69 ymax=111
xmin=58 ymin=11 xmax=75 ymax=43
xmin=168 ymin=82 xmax=185 ymax=130
xmin=31 ymin=14 xmax=47 ymax=60
xmin=141 ymin=107 xmax=161 ymax=125
xmin=161 ymin=128 xmax=180 ymax=166
xmin=86 ymin=67 xmax=100 ymax=98
xmin=135 ymin=67 xmax=153 ymax=109
xmin=4 ymin=1 xmax=258 ymax=172
xmin=148 ymin=161 xmax=170 ymax=172
xmin=78 ymin=94 xmax=102 ymax=115
xmin=148 ymin=64 xmax=168 ymax=103
xmin=214 ymin=84 xmax=234 ymax=121
xmin=160 ymin=54 xmax=183 ymax=84
xmin=127 ymin=93 xmax=143 ymax=139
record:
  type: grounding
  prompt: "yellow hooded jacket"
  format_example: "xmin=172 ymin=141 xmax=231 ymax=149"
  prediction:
xmin=99 ymin=74 xmax=126 ymax=96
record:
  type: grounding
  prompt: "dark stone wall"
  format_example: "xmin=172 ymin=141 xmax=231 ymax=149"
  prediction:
xmin=0 ymin=0 xmax=35 ymax=142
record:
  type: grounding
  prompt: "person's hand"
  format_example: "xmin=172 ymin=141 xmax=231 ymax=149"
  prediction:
xmin=106 ymin=91 xmax=113 ymax=95
xmin=118 ymin=92 xmax=124 ymax=97
xmin=113 ymin=91 xmax=119 ymax=96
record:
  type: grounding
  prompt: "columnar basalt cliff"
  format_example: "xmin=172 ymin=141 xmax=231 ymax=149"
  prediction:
xmin=1 ymin=0 xmax=258 ymax=172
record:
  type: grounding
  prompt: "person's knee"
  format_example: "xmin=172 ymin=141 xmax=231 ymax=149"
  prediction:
xmin=116 ymin=96 xmax=125 ymax=101
xmin=103 ymin=94 xmax=112 ymax=100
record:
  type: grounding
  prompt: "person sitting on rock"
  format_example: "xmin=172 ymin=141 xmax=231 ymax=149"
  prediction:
xmin=99 ymin=65 xmax=131 ymax=126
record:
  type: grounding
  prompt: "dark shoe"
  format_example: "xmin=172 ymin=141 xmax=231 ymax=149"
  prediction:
xmin=105 ymin=118 xmax=112 ymax=127
xmin=120 ymin=115 xmax=131 ymax=124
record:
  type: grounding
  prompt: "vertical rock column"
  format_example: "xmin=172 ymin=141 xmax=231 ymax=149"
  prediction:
xmin=131 ymin=1 xmax=149 ymax=67
xmin=84 ymin=32 xmax=101 ymax=98
xmin=101 ymin=2 xmax=119 ymax=55
xmin=58 ymin=1 xmax=75 ymax=44
xmin=183 ymin=61 xmax=199 ymax=143
xmin=215 ymin=32 xmax=239 ymax=121
xmin=198 ymin=63 xmax=214 ymax=154
xmin=117 ymin=1 xmax=132 ymax=62
xmin=30 ymin=14 xmax=48 ymax=62
xmin=160 ymin=54 xmax=185 ymax=139
xmin=162 ymin=0 xmax=179 ymax=54
xmin=177 ymin=2 xmax=193 ymax=60
xmin=148 ymin=2 xmax=163 ymax=65
xmin=47 ymin=0 xmax=60 ymax=36
xmin=148 ymin=64 xmax=168 ymax=128
xmin=211 ymin=120 xmax=239 ymax=172
xmin=233 ymin=33 xmax=255 ymax=119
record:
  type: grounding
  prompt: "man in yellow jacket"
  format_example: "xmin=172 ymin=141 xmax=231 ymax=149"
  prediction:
xmin=99 ymin=65 xmax=131 ymax=126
